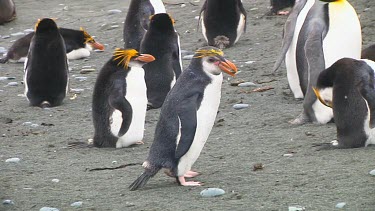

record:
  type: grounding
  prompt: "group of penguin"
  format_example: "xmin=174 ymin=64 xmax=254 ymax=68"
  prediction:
xmin=1 ymin=0 xmax=375 ymax=190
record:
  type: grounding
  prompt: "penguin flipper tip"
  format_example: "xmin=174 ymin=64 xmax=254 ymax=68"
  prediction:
xmin=129 ymin=172 xmax=152 ymax=191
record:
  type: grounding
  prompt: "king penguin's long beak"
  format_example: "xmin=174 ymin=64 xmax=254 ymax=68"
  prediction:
xmin=219 ymin=59 xmax=238 ymax=77
xmin=312 ymin=87 xmax=332 ymax=108
xmin=135 ymin=54 xmax=156 ymax=63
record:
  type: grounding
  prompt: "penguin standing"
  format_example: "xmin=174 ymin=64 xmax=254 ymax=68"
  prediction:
xmin=92 ymin=48 xmax=155 ymax=148
xmin=129 ymin=47 xmax=237 ymax=190
xmin=362 ymin=44 xmax=375 ymax=62
xmin=313 ymin=58 xmax=375 ymax=148
xmin=140 ymin=13 xmax=183 ymax=110
xmin=273 ymin=0 xmax=362 ymax=124
xmin=123 ymin=0 xmax=165 ymax=50
xmin=269 ymin=0 xmax=296 ymax=15
xmin=199 ymin=0 xmax=247 ymax=49
xmin=0 ymin=0 xmax=16 ymax=24
xmin=24 ymin=18 xmax=69 ymax=108
xmin=0 ymin=27 xmax=104 ymax=63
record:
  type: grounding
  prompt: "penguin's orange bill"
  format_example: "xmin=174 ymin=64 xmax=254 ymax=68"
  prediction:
xmin=312 ymin=87 xmax=332 ymax=108
xmin=91 ymin=42 xmax=105 ymax=51
xmin=135 ymin=54 xmax=156 ymax=63
xmin=218 ymin=59 xmax=238 ymax=77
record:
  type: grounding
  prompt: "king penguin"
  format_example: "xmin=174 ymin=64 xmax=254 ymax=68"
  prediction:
xmin=273 ymin=0 xmax=362 ymax=124
xmin=123 ymin=0 xmax=166 ymax=50
xmin=24 ymin=18 xmax=69 ymax=108
xmin=0 ymin=0 xmax=16 ymax=24
xmin=0 ymin=27 xmax=104 ymax=63
xmin=129 ymin=47 xmax=238 ymax=191
xmin=92 ymin=48 xmax=155 ymax=148
xmin=199 ymin=0 xmax=247 ymax=49
xmin=140 ymin=13 xmax=183 ymax=110
xmin=313 ymin=58 xmax=375 ymax=148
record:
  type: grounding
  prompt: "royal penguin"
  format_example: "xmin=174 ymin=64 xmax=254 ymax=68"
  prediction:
xmin=92 ymin=48 xmax=155 ymax=148
xmin=123 ymin=0 xmax=165 ymax=50
xmin=313 ymin=58 xmax=375 ymax=148
xmin=24 ymin=18 xmax=69 ymax=108
xmin=129 ymin=47 xmax=237 ymax=190
xmin=140 ymin=13 xmax=183 ymax=110
xmin=0 ymin=0 xmax=16 ymax=24
xmin=199 ymin=0 xmax=247 ymax=49
xmin=362 ymin=44 xmax=375 ymax=62
xmin=273 ymin=0 xmax=362 ymax=124
xmin=0 ymin=27 xmax=104 ymax=63
xmin=269 ymin=0 xmax=296 ymax=15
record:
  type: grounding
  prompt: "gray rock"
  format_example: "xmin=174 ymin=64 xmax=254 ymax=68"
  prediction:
xmin=70 ymin=201 xmax=83 ymax=207
xmin=370 ymin=169 xmax=375 ymax=176
xmin=6 ymin=82 xmax=18 ymax=86
xmin=335 ymin=202 xmax=346 ymax=209
xmin=200 ymin=188 xmax=225 ymax=197
xmin=111 ymin=25 xmax=120 ymax=29
xmin=0 ymin=47 xmax=7 ymax=54
xmin=70 ymin=88 xmax=84 ymax=94
xmin=238 ymin=82 xmax=258 ymax=87
xmin=3 ymin=35 xmax=11 ymax=39
xmin=108 ymin=9 xmax=122 ymax=15
xmin=30 ymin=123 xmax=39 ymax=128
xmin=233 ymin=104 xmax=249 ymax=110
xmin=40 ymin=207 xmax=59 ymax=211
xmin=2 ymin=199 xmax=14 ymax=205
xmin=288 ymin=206 xmax=305 ymax=211
xmin=75 ymin=76 xmax=87 ymax=82
xmin=5 ymin=157 xmax=21 ymax=163
xmin=0 ymin=77 xmax=15 ymax=81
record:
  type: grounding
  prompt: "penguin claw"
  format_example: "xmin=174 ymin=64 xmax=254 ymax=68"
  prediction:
xmin=178 ymin=176 xmax=203 ymax=186
xmin=136 ymin=140 xmax=144 ymax=145
xmin=184 ymin=170 xmax=200 ymax=178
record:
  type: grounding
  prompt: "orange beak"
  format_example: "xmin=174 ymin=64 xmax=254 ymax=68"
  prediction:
xmin=135 ymin=54 xmax=156 ymax=63
xmin=218 ymin=59 xmax=238 ymax=77
xmin=90 ymin=42 xmax=105 ymax=51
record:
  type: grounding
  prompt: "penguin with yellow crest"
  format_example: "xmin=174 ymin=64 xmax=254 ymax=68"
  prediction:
xmin=129 ymin=47 xmax=237 ymax=190
xmin=273 ymin=0 xmax=362 ymax=125
xmin=92 ymin=48 xmax=155 ymax=148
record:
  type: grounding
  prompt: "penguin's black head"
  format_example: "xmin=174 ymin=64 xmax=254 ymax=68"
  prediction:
xmin=149 ymin=13 xmax=175 ymax=32
xmin=313 ymin=62 xmax=336 ymax=108
xmin=80 ymin=27 xmax=105 ymax=51
xmin=35 ymin=18 xmax=58 ymax=34
xmin=193 ymin=47 xmax=237 ymax=77
xmin=112 ymin=48 xmax=155 ymax=69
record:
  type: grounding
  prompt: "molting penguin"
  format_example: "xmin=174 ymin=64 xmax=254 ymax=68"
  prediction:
xmin=0 ymin=27 xmax=104 ymax=63
xmin=269 ymin=0 xmax=296 ymax=15
xmin=273 ymin=0 xmax=362 ymax=124
xmin=92 ymin=48 xmax=155 ymax=148
xmin=0 ymin=0 xmax=16 ymax=24
xmin=362 ymin=44 xmax=375 ymax=62
xmin=199 ymin=0 xmax=247 ymax=49
xmin=24 ymin=18 xmax=69 ymax=108
xmin=129 ymin=47 xmax=237 ymax=191
xmin=140 ymin=13 xmax=183 ymax=110
xmin=313 ymin=58 xmax=375 ymax=148
xmin=123 ymin=0 xmax=165 ymax=50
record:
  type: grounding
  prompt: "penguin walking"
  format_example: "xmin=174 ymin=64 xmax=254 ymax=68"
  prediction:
xmin=24 ymin=18 xmax=69 ymax=108
xmin=140 ymin=13 xmax=183 ymax=110
xmin=0 ymin=27 xmax=104 ymax=63
xmin=123 ymin=0 xmax=165 ymax=50
xmin=273 ymin=0 xmax=362 ymax=124
xmin=269 ymin=0 xmax=296 ymax=15
xmin=0 ymin=0 xmax=16 ymax=24
xmin=92 ymin=48 xmax=155 ymax=148
xmin=313 ymin=58 xmax=375 ymax=148
xmin=199 ymin=0 xmax=247 ymax=49
xmin=129 ymin=47 xmax=237 ymax=191
xmin=362 ymin=44 xmax=375 ymax=62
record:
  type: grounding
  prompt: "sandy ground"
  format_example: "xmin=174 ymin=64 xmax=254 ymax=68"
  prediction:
xmin=1 ymin=0 xmax=374 ymax=210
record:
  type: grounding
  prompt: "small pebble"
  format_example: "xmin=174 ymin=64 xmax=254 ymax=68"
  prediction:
xmin=51 ymin=179 xmax=60 ymax=183
xmin=70 ymin=88 xmax=84 ymax=94
xmin=94 ymin=49 xmax=104 ymax=52
xmin=30 ymin=124 xmax=39 ymax=128
xmin=245 ymin=61 xmax=255 ymax=64
xmin=63 ymin=6 xmax=69 ymax=11
xmin=335 ymin=202 xmax=346 ymax=209
xmin=183 ymin=55 xmax=194 ymax=60
xmin=3 ymin=199 xmax=14 ymax=205
xmin=0 ymin=47 xmax=7 ymax=54
xmin=369 ymin=169 xmax=375 ymax=176
xmin=5 ymin=157 xmax=21 ymax=163
xmin=80 ymin=69 xmax=95 ymax=74
xmin=75 ymin=76 xmax=87 ymax=82
xmin=200 ymin=188 xmax=225 ymax=197
xmin=233 ymin=104 xmax=249 ymax=110
xmin=112 ymin=161 xmax=117 ymax=164
xmin=3 ymin=35 xmax=11 ymax=39
xmin=22 ymin=121 xmax=33 ymax=126
xmin=10 ymin=32 xmax=25 ymax=37
xmin=6 ymin=82 xmax=18 ymax=86
xmin=111 ymin=25 xmax=120 ymax=29
xmin=70 ymin=201 xmax=83 ymax=207
xmin=0 ymin=76 xmax=15 ymax=81
xmin=238 ymin=82 xmax=258 ymax=87
xmin=125 ymin=202 xmax=135 ymax=207
xmin=24 ymin=28 xmax=34 ymax=33
xmin=40 ymin=207 xmax=60 ymax=211
xmin=283 ymin=153 xmax=293 ymax=157
xmin=288 ymin=206 xmax=305 ymax=211
xmin=181 ymin=3 xmax=186 ymax=7
xmin=108 ymin=9 xmax=122 ymax=14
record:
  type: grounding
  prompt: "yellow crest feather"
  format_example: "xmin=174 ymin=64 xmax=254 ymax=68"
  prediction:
xmin=193 ymin=48 xmax=224 ymax=58
xmin=80 ymin=27 xmax=95 ymax=44
xmin=113 ymin=48 xmax=139 ymax=69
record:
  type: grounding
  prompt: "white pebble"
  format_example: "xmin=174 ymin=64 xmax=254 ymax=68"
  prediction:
xmin=6 ymin=82 xmax=18 ymax=86
xmin=0 ymin=47 xmax=7 ymax=54
xmin=112 ymin=161 xmax=117 ymax=164
xmin=75 ymin=76 xmax=87 ymax=82
xmin=335 ymin=202 xmax=346 ymax=209
xmin=40 ymin=207 xmax=59 ymax=211
xmin=369 ymin=169 xmax=375 ymax=176
xmin=108 ymin=9 xmax=122 ymax=14
xmin=70 ymin=88 xmax=84 ymax=94
xmin=5 ymin=158 xmax=21 ymax=163
xmin=11 ymin=32 xmax=25 ymax=36
xmin=200 ymin=188 xmax=225 ymax=197
xmin=245 ymin=61 xmax=255 ymax=64
xmin=238 ymin=82 xmax=258 ymax=87
xmin=111 ymin=25 xmax=120 ymax=29
xmin=233 ymin=104 xmax=249 ymax=110
xmin=3 ymin=199 xmax=14 ymax=205
xmin=30 ymin=124 xmax=39 ymax=128
xmin=283 ymin=153 xmax=293 ymax=157
xmin=181 ymin=4 xmax=186 ymax=8
xmin=70 ymin=201 xmax=83 ymax=207
xmin=51 ymin=179 xmax=60 ymax=183
xmin=288 ymin=206 xmax=305 ymax=211
xmin=22 ymin=122 xmax=33 ymax=126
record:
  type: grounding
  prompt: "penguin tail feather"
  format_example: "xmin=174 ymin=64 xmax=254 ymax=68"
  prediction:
xmin=129 ymin=168 xmax=159 ymax=191
xmin=40 ymin=101 xmax=51 ymax=108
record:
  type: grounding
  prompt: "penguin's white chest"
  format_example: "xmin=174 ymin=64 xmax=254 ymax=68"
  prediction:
xmin=177 ymin=74 xmax=223 ymax=176
xmin=110 ymin=67 xmax=147 ymax=148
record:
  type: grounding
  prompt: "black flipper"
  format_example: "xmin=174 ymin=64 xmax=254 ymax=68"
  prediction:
xmin=129 ymin=167 xmax=161 ymax=191
xmin=108 ymin=78 xmax=133 ymax=137
xmin=273 ymin=0 xmax=308 ymax=72
xmin=358 ymin=63 xmax=375 ymax=128
xmin=175 ymin=94 xmax=198 ymax=159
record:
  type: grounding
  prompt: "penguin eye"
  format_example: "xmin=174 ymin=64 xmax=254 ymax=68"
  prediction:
xmin=208 ymin=57 xmax=216 ymax=63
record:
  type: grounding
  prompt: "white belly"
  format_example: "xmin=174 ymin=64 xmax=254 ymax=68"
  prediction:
xmin=66 ymin=48 xmax=90 ymax=60
xmin=177 ymin=74 xmax=223 ymax=176
xmin=285 ymin=0 xmax=315 ymax=99
xmin=150 ymin=0 xmax=166 ymax=13
xmin=110 ymin=67 xmax=147 ymax=148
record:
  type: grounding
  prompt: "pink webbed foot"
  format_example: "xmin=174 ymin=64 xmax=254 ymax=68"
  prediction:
xmin=277 ymin=10 xmax=290 ymax=15
xmin=178 ymin=176 xmax=203 ymax=186
xmin=184 ymin=170 xmax=200 ymax=178
xmin=135 ymin=140 xmax=144 ymax=145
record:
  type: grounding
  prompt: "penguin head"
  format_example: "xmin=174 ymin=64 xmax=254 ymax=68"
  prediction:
xmin=112 ymin=48 xmax=155 ymax=69
xmin=34 ymin=18 xmax=59 ymax=34
xmin=313 ymin=66 xmax=335 ymax=108
xmin=313 ymin=87 xmax=333 ymax=108
xmin=149 ymin=13 xmax=175 ymax=32
xmin=80 ymin=27 xmax=105 ymax=51
xmin=193 ymin=47 xmax=238 ymax=77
